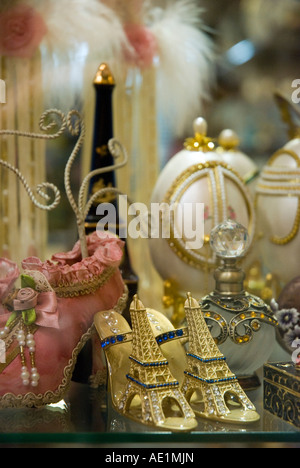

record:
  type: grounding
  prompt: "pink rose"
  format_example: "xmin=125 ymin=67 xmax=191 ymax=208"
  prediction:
xmin=14 ymin=287 xmax=38 ymax=311
xmin=0 ymin=258 xmax=20 ymax=302
xmin=0 ymin=5 xmax=47 ymax=58
xmin=124 ymin=24 xmax=157 ymax=68
xmin=94 ymin=241 xmax=124 ymax=267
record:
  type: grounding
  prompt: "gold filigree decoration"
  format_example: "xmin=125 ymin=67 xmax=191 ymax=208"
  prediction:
xmin=163 ymin=161 xmax=255 ymax=271
xmin=200 ymin=293 xmax=278 ymax=346
xmin=184 ymin=134 xmax=216 ymax=152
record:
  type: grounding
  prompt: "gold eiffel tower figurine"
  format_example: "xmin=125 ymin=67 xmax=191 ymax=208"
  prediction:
xmin=118 ymin=295 xmax=197 ymax=431
xmin=181 ymin=293 xmax=260 ymax=423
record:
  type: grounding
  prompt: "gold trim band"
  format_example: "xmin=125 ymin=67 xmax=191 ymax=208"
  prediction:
xmin=163 ymin=161 xmax=254 ymax=271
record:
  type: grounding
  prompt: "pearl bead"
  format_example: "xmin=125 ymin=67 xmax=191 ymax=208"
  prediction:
xmin=31 ymin=373 xmax=40 ymax=382
xmin=28 ymin=346 xmax=35 ymax=353
xmin=26 ymin=334 xmax=34 ymax=340
xmin=0 ymin=326 xmax=9 ymax=338
xmin=31 ymin=380 xmax=39 ymax=387
xmin=22 ymin=379 xmax=30 ymax=386
xmin=218 ymin=129 xmax=240 ymax=149
xmin=21 ymin=370 xmax=30 ymax=380
xmin=18 ymin=340 xmax=26 ymax=347
xmin=193 ymin=117 xmax=207 ymax=137
xmin=26 ymin=339 xmax=35 ymax=347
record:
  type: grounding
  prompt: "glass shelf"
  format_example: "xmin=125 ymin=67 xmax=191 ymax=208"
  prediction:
xmin=0 ymin=380 xmax=299 ymax=446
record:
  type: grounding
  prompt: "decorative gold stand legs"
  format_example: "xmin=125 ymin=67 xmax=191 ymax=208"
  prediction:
xmin=118 ymin=296 xmax=197 ymax=431
xmin=96 ymin=296 xmax=197 ymax=432
xmin=95 ymin=293 xmax=260 ymax=429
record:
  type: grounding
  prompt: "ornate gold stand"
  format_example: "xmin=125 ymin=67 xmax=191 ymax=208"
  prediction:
xmin=116 ymin=296 xmax=197 ymax=431
xmin=182 ymin=294 xmax=260 ymax=423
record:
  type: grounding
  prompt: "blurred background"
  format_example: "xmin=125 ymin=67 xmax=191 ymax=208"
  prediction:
xmin=1 ymin=0 xmax=300 ymax=302
xmin=202 ymin=0 xmax=300 ymax=160
xmin=0 ymin=0 xmax=300 ymax=447
xmin=44 ymin=0 xmax=300 ymax=248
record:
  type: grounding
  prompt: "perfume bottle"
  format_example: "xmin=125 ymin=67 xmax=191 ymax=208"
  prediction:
xmin=85 ymin=63 xmax=116 ymax=231
xmin=200 ymin=219 xmax=278 ymax=389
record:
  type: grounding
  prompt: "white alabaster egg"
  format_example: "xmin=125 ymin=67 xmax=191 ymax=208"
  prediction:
xmin=149 ymin=119 xmax=256 ymax=298
xmin=217 ymin=129 xmax=259 ymax=191
xmin=256 ymin=137 xmax=300 ymax=286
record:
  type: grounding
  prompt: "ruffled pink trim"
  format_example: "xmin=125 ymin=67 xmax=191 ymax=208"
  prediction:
xmin=22 ymin=232 xmax=124 ymax=288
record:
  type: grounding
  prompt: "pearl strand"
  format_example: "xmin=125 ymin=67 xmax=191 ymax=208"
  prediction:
xmin=27 ymin=332 xmax=40 ymax=387
xmin=17 ymin=328 xmax=30 ymax=386
xmin=16 ymin=327 xmax=40 ymax=387
xmin=0 ymin=326 xmax=10 ymax=339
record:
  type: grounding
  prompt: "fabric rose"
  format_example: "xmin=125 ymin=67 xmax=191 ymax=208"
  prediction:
xmin=123 ymin=23 xmax=157 ymax=68
xmin=0 ymin=258 xmax=20 ymax=303
xmin=10 ymin=287 xmax=58 ymax=328
xmin=0 ymin=5 xmax=47 ymax=58
xmin=13 ymin=287 xmax=38 ymax=311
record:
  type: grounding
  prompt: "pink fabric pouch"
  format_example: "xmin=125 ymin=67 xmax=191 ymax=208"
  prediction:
xmin=0 ymin=232 xmax=127 ymax=408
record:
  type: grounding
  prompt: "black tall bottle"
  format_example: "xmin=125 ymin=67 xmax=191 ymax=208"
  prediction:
xmin=85 ymin=63 xmax=117 ymax=229
xmin=72 ymin=64 xmax=138 ymax=384
xmin=85 ymin=63 xmax=138 ymax=311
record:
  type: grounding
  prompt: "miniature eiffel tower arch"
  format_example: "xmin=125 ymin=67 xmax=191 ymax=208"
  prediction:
xmin=118 ymin=295 xmax=196 ymax=430
xmin=181 ymin=293 xmax=260 ymax=423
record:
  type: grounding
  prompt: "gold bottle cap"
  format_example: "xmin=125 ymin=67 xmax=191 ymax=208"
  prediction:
xmin=184 ymin=117 xmax=215 ymax=152
xmin=210 ymin=220 xmax=249 ymax=296
xmin=94 ymin=63 xmax=115 ymax=86
xmin=214 ymin=258 xmax=245 ymax=296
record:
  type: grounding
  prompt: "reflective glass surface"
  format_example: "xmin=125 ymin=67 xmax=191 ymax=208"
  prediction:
xmin=0 ymin=379 xmax=299 ymax=446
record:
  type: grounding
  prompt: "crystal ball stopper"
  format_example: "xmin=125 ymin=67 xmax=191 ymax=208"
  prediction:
xmin=210 ymin=219 xmax=250 ymax=259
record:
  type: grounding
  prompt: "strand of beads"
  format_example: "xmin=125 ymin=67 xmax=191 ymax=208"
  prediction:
xmin=0 ymin=325 xmax=10 ymax=340
xmin=17 ymin=325 xmax=40 ymax=387
xmin=17 ymin=328 xmax=30 ymax=386
xmin=27 ymin=330 xmax=40 ymax=387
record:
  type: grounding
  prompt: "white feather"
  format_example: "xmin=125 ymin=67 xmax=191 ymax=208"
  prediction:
xmin=149 ymin=0 xmax=214 ymax=136
xmin=11 ymin=0 xmax=213 ymax=133
xmin=32 ymin=0 xmax=127 ymax=54
xmin=26 ymin=0 xmax=128 ymax=110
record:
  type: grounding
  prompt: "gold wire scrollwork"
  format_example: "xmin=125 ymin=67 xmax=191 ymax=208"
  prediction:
xmin=0 ymin=109 xmax=67 ymax=212
xmin=201 ymin=307 xmax=229 ymax=345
